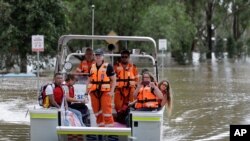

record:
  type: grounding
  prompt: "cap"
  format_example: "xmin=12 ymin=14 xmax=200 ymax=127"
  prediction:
xmin=95 ymin=49 xmax=104 ymax=55
xmin=121 ymin=49 xmax=130 ymax=55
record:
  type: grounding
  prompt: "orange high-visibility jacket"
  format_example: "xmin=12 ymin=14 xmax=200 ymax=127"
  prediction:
xmin=114 ymin=63 xmax=137 ymax=88
xmin=88 ymin=63 xmax=111 ymax=92
xmin=78 ymin=60 xmax=95 ymax=73
xmin=135 ymin=86 xmax=159 ymax=109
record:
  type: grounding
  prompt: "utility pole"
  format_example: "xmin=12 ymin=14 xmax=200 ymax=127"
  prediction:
xmin=91 ymin=5 xmax=95 ymax=49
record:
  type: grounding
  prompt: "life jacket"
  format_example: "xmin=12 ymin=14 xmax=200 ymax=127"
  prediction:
xmin=79 ymin=60 xmax=95 ymax=73
xmin=38 ymin=83 xmax=55 ymax=108
xmin=53 ymin=84 xmax=65 ymax=106
xmin=88 ymin=62 xmax=111 ymax=92
xmin=66 ymin=84 xmax=75 ymax=106
xmin=114 ymin=63 xmax=137 ymax=88
xmin=67 ymin=84 xmax=74 ymax=98
xmin=135 ymin=86 xmax=159 ymax=109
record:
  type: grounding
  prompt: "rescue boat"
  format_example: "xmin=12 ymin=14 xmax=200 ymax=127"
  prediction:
xmin=29 ymin=35 xmax=164 ymax=141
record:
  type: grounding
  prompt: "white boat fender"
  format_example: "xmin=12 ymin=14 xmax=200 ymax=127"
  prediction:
xmin=128 ymin=136 xmax=137 ymax=140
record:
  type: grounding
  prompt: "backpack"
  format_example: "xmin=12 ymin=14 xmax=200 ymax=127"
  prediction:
xmin=38 ymin=83 xmax=55 ymax=108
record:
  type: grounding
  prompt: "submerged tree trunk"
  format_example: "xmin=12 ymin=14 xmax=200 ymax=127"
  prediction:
xmin=206 ymin=1 xmax=214 ymax=59
xmin=18 ymin=36 xmax=30 ymax=73
xmin=20 ymin=53 xmax=27 ymax=73
xmin=233 ymin=2 xmax=240 ymax=41
xmin=5 ymin=54 xmax=15 ymax=72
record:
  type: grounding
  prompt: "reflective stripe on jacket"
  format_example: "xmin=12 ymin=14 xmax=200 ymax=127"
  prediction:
xmin=114 ymin=63 xmax=137 ymax=88
xmin=88 ymin=63 xmax=111 ymax=91
xmin=135 ymin=86 xmax=159 ymax=109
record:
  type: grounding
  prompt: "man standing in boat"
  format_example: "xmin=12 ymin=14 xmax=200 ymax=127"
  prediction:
xmin=88 ymin=49 xmax=116 ymax=127
xmin=114 ymin=50 xmax=139 ymax=124
xmin=76 ymin=47 xmax=95 ymax=73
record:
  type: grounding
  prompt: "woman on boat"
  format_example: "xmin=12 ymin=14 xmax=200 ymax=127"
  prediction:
xmin=158 ymin=80 xmax=173 ymax=115
xmin=133 ymin=71 xmax=163 ymax=111
xmin=88 ymin=49 xmax=116 ymax=127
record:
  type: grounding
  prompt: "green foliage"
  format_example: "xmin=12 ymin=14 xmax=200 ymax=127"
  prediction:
xmin=64 ymin=0 xmax=156 ymax=49
xmin=0 ymin=0 xmax=68 ymax=72
xmin=2 ymin=0 xmax=250 ymax=71
xmin=136 ymin=2 xmax=195 ymax=64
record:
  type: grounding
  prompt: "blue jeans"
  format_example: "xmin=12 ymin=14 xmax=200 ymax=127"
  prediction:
xmin=68 ymin=107 xmax=85 ymax=126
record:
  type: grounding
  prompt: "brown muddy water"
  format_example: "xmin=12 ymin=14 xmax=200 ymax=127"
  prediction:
xmin=1 ymin=57 xmax=250 ymax=141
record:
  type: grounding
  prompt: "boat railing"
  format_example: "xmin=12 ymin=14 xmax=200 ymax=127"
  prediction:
xmin=56 ymin=35 xmax=159 ymax=80
xmin=63 ymin=52 xmax=158 ymax=80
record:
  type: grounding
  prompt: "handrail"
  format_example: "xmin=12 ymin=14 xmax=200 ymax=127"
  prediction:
xmin=65 ymin=53 xmax=157 ymax=78
xmin=56 ymin=35 xmax=159 ymax=81
xmin=66 ymin=53 xmax=155 ymax=66
xmin=57 ymin=35 xmax=157 ymax=58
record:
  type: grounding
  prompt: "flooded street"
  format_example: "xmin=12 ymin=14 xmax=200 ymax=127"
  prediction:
xmin=163 ymin=58 xmax=250 ymax=141
xmin=1 ymin=56 xmax=250 ymax=141
xmin=0 ymin=77 xmax=48 ymax=141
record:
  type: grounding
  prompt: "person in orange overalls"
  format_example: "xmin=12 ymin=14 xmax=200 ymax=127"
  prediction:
xmin=114 ymin=50 xmax=139 ymax=124
xmin=133 ymin=71 xmax=163 ymax=111
xmin=88 ymin=49 xmax=116 ymax=127
xmin=76 ymin=47 xmax=95 ymax=73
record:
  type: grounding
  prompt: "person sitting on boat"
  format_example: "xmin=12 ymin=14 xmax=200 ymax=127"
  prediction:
xmin=87 ymin=48 xmax=116 ymax=127
xmin=158 ymin=80 xmax=173 ymax=115
xmin=45 ymin=73 xmax=84 ymax=126
xmin=76 ymin=47 xmax=95 ymax=73
xmin=65 ymin=74 xmax=90 ymax=126
xmin=114 ymin=49 xmax=139 ymax=124
xmin=133 ymin=71 xmax=163 ymax=111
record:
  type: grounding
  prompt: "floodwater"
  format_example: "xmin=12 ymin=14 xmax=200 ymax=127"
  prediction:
xmin=1 ymin=54 xmax=250 ymax=141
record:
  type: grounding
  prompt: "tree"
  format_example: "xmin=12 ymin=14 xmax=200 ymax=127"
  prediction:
xmin=183 ymin=0 xmax=229 ymax=60
xmin=64 ymin=0 xmax=156 ymax=50
xmin=0 ymin=0 xmax=68 ymax=73
xmin=231 ymin=0 xmax=250 ymax=58
xmin=136 ymin=1 xmax=195 ymax=64
xmin=0 ymin=1 xmax=17 ymax=71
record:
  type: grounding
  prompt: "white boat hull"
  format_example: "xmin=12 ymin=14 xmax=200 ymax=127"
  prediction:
xmin=29 ymin=107 xmax=164 ymax=141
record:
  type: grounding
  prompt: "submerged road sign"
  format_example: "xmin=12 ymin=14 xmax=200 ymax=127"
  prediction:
xmin=32 ymin=35 xmax=44 ymax=52
xmin=158 ymin=39 xmax=167 ymax=51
